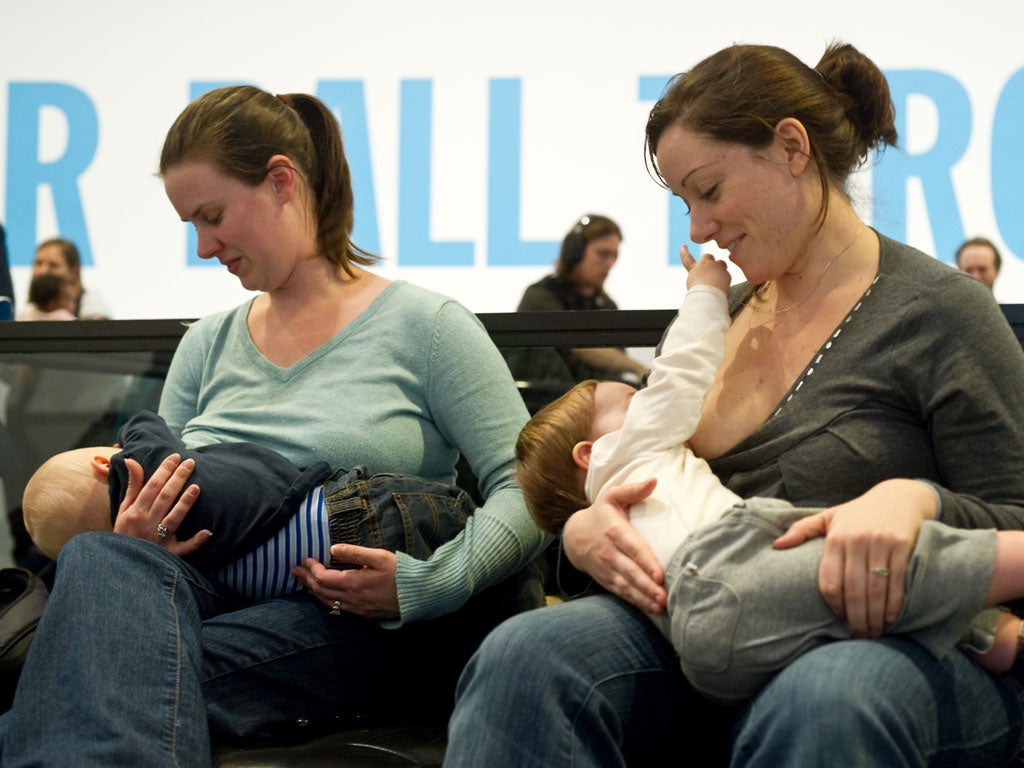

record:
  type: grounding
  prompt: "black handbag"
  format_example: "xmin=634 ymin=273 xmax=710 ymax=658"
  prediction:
xmin=0 ymin=567 xmax=48 ymax=710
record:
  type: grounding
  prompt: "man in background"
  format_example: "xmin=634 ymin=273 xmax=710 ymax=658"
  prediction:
xmin=955 ymin=236 xmax=1001 ymax=290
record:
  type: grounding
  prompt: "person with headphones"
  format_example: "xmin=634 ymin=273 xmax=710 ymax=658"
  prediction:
xmin=516 ymin=214 xmax=648 ymax=384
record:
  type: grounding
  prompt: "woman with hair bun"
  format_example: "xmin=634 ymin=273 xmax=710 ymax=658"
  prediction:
xmin=445 ymin=42 xmax=1024 ymax=766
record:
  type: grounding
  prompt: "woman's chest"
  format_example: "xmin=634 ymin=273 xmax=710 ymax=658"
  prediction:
xmin=691 ymin=313 xmax=839 ymax=459
xmin=712 ymin=393 xmax=936 ymax=506
xmin=189 ymin=352 xmax=443 ymax=473
xmin=692 ymin=268 xmax=882 ymax=459
xmin=249 ymin=308 xmax=365 ymax=368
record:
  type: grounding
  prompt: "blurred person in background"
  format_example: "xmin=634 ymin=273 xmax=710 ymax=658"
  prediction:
xmin=516 ymin=214 xmax=648 ymax=383
xmin=955 ymin=236 xmax=1001 ymax=290
xmin=32 ymin=238 xmax=111 ymax=319
xmin=15 ymin=273 xmax=76 ymax=321
xmin=0 ymin=224 xmax=14 ymax=320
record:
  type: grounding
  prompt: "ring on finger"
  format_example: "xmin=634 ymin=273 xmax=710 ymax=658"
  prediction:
xmin=330 ymin=600 xmax=342 ymax=616
xmin=156 ymin=523 xmax=170 ymax=540
xmin=869 ymin=566 xmax=891 ymax=578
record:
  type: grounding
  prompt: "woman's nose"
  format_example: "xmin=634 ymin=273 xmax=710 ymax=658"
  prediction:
xmin=196 ymin=231 xmax=222 ymax=260
xmin=689 ymin=207 xmax=718 ymax=246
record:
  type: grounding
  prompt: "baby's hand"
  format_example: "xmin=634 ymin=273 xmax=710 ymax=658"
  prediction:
xmin=681 ymin=246 xmax=730 ymax=294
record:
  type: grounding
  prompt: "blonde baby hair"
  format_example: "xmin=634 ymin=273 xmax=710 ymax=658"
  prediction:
xmin=22 ymin=446 xmax=117 ymax=559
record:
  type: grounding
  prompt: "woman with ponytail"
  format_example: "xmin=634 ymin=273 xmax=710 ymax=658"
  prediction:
xmin=0 ymin=85 xmax=546 ymax=766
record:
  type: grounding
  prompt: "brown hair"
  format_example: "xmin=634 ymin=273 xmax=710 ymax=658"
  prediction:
xmin=645 ymin=42 xmax=898 ymax=224
xmin=956 ymin=236 xmax=1002 ymax=270
xmin=28 ymin=273 xmax=69 ymax=312
xmin=159 ymin=85 xmax=378 ymax=277
xmin=516 ymin=380 xmax=598 ymax=535
xmin=555 ymin=214 xmax=623 ymax=280
xmin=35 ymin=238 xmax=80 ymax=274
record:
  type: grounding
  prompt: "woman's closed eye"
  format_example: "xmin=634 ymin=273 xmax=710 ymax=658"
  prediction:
xmin=698 ymin=184 xmax=719 ymax=202
xmin=680 ymin=186 xmax=718 ymax=217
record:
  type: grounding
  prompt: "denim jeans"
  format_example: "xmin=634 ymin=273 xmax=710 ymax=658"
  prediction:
xmin=444 ymin=594 xmax=1024 ymax=768
xmin=1 ymin=533 xmax=229 ymax=767
xmin=324 ymin=466 xmax=472 ymax=567
xmin=0 ymin=531 xmax=534 ymax=767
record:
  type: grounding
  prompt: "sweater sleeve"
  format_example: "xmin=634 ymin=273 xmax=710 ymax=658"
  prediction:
xmin=894 ymin=271 xmax=1024 ymax=530
xmin=391 ymin=301 xmax=551 ymax=625
xmin=158 ymin=319 xmax=207 ymax=438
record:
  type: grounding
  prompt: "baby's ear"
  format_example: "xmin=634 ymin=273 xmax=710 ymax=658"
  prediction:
xmin=90 ymin=454 xmax=111 ymax=480
xmin=571 ymin=441 xmax=593 ymax=470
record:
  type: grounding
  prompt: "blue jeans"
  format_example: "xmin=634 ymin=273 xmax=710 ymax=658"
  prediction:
xmin=0 ymin=531 xmax=532 ymax=767
xmin=324 ymin=466 xmax=472 ymax=567
xmin=444 ymin=594 xmax=1024 ymax=767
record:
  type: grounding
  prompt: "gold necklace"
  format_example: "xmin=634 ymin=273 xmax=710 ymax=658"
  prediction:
xmin=744 ymin=227 xmax=866 ymax=315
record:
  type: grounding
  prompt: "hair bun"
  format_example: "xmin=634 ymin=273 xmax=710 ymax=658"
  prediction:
xmin=815 ymin=42 xmax=898 ymax=156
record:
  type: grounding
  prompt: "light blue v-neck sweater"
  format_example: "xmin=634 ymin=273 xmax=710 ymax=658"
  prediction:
xmin=159 ymin=280 xmax=550 ymax=624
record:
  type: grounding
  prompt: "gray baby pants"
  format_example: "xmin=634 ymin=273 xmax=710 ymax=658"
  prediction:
xmin=658 ymin=498 xmax=998 ymax=703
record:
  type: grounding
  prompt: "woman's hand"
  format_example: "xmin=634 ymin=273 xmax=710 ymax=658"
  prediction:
xmin=291 ymin=544 xmax=400 ymax=620
xmin=773 ymin=479 xmax=937 ymax=637
xmin=113 ymin=454 xmax=211 ymax=557
xmin=563 ymin=479 xmax=667 ymax=614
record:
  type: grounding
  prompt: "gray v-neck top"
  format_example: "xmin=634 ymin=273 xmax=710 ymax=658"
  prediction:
xmin=707 ymin=232 xmax=1024 ymax=531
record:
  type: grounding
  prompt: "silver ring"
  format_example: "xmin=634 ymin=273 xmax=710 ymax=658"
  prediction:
xmin=156 ymin=523 xmax=169 ymax=540
xmin=869 ymin=566 xmax=891 ymax=578
xmin=330 ymin=600 xmax=342 ymax=616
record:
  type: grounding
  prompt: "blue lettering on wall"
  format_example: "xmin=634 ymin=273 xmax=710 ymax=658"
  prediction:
xmin=873 ymin=70 xmax=970 ymax=262
xmin=7 ymin=69 xmax=1017 ymax=279
xmin=398 ymin=80 xmax=473 ymax=266
xmin=992 ymin=67 xmax=1024 ymax=258
xmin=487 ymin=78 xmax=559 ymax=266
xmin=5 ymin=82 xmax=98 ymax=266
xmin=638 ymin=75 xmax=700 ymax=267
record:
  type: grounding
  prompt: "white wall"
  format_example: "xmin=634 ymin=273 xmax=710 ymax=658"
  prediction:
xmin=2 ymin=0 xmax=1022 ymax=319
